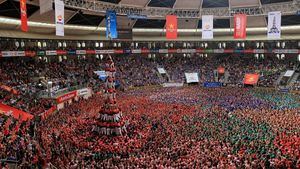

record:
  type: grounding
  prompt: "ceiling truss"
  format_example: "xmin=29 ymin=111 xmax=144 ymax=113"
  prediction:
xmin=63 ymin=0 xmax=300 ymax=18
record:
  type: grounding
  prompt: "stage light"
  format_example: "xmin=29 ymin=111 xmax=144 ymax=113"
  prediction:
xmin=148 ymin=54 xmax=151 ymax=59
xmin=281 ymin=42 xmax=285 ymax=48
xmin=95 ymin=42 xmax=99 ymax=47
xmin=276 ymin=42 xmax=280 ymax=48
xmin=204 ymin=43 xmax=208 ymax=48
xmin=63 ymin=42 xmax=67 ymax=48
xmin=118 ymin=43 xmax=121 ymax=47
xmin=21 ymin=41 xmax=25 ymax=48
xmin=260 ymin=54 xmax=264 ymax=59
xmin=183 ymin=54 xmax=186 ymax=57
xmin=222 ymin=42 xmax=226 ymax=48
xmin=43 ymin=42 xmax=47 ymax=48
xmin=256 ymin=42 xmax=260 ymax=48
xmin=298 ymin=42 xmax=300 ymax=47
xmin=237 ymin=43 xmax=240 ymax=48
xmin=135 ymin=42 xmax=139 ymax=48
xmin=77 ymin=43 xmax=81 ymax=48
xmin=204 ymin=54 xmax=208 ymax=57
xmin=15 ymin=41 xmax=19 ymax=48
xmin=255 ymin=54 xmax=259 ymax=59
xmin=58 ymin=42 xmax=62 ymax=48
xmin=260 ymin=42 xmax=264 ymax=48
xmin=298 ymin=54 xmax=300 ymax=62
xmin=200 ymin=43 xmax=204 ymax=48
xmin=170 ymin=43 xmax=174 ymax=48
xmin=276 ymin=54 xmax=280 ymax=59
xmin=218 ymin=43 xmax=222 ymax=49
xmin=95 ymin=55 xmax=99 ymax=59
xmin=100 ymin=54 xmax=104 ymax=60
xmin=183 ymin=42 xmax=186 ymax=48
xmin=58 ymin=56 xmax=63 ymax=62
xmin=37 ymin=42 xmax=42 ymax=48
xmin=165 ymin=43 xmax=169 ymax=48
xmin=113 ymin=43 xmax=117 ymax=47
xmin=100 ymin=42 xmax=104 ymax=48
xmin=281 ymin=54 xmax=285 ymax=59
xmin=241 ymin=42 xmax=245 ymax=48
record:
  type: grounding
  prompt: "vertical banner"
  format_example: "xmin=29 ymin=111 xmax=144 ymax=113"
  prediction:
xmin=166 ymin=15 xmax=178 ymax=39
xmin=106 ymin=10 xmax=118 ymax=39
xmin=234 ymin=14 xmax=247 ymax=39
xmin=268 ymin=11 xmax=281 ymax=39
xmin=55 ymin=0 xmax=64 ymax=36
xmin=20 ymin=0 xmax=28 ymax=32
xmin=202 ymin=15 xmax=213 ymax=40
xmin=39 ymin=0 xmax=53 ymax=14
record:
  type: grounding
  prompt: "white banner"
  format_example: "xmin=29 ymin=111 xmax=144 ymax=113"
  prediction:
xmin=284 ymin=70 xmax=295 ymax=77
xmin=76 ymin=50 xmax=86 ymax=55
xmin=185 ymin=73 xmax=199 ymax=83
xmin=39 ymin=0 xmax=52 ymax=14
xmin=55 ymin=0 xmax=64 ymax=36
xmin=202 ymin=15 xmax=213 ymax=40
xmin=1 ymin=51 xmax=25 ymax=57
xmin=46 ymin=50 xmax=57 ymax=56
xmin=157 ymin=68 xmax=166 ymax=74
xmin=268 ymin=11 xmax=281 ymax=39
xmin=95 ymin=50 xmax=114 ymax=54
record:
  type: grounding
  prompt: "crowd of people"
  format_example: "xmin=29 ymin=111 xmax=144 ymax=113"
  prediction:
xmin=1 ymin=54 xmax=300 ymax=168
xmin=1 ymin=86 xmax=299 ymax=168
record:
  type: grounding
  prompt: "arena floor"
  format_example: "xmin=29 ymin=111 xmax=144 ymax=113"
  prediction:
xmin=39 ymin=86 xmax=300 ymax=168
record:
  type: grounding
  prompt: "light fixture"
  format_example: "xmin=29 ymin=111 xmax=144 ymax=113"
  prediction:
xmin=95 ymin=42 xmax=99 ymax=47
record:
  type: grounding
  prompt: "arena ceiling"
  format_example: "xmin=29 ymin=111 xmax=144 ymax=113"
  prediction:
xmin=0 ymin=0 xmax=299 ymax=40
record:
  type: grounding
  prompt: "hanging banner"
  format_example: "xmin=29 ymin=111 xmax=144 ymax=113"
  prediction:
xmin=55 ymin=0 xmax=64 ymax=36
xmin=185 ymin=73 xmax=199 ymax=83
xmin=166 ymin=15 xmax=178 ymax=39
xmin=267 ymin=11 xmax=281 ymax=39
xmin=20 ymin=0 xmax=28 ymax=32
xmin=39 ymin=0 xmax=53 ymax=14
xmin=243 ymin=74 xmax=259 ymax=85
xmin=234 ymin=14 xmax=247 ymax=39
xmin=202 ymin=15 xmax=213 ymax=39
xmin=106 ymin=10 xmax=118 ymax=39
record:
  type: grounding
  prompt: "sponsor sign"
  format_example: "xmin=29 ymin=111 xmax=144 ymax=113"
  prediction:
xmin=185 ymin=73 xmax=199 ymax=83
xmin=56 ymin=91 xmax=77 ymax=103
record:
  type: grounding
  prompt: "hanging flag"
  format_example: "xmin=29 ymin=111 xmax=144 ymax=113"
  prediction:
xmin=39 ymin=0 xmax=53 ymax=14
xmin=166 ymin=15 xmax=177 ymax=39
xmin=234 ymin=14 xmax=247 ymax=39
xmin=55 ymin=0 xmax=64 ymax=36
xmin=106 ymin=10 xmax=118 ymax=39
xmin=267 ymin=11 xmax=281 ymax=39
xmin=202 ymin=15 xmax=213 ymax=39
xmin=20 ymin=0 xmax=28 ymax=32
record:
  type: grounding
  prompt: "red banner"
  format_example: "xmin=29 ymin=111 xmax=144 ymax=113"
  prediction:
xmin=217 ymin=67 xmax=225 ymax=74
xmin=56 ymin=91 xmax=77 ymax=103
xmin=0 ymin=103 xmax=33 ymax=121
xmin=41 ymin=106 xmax=57 ymax=120
xmin=166 ymin=15 xmax=177 ymax=39
xmin=243 ymin=74 xmax=259 ymax=85
xmin=20 ymin=0 xmax=28 ymax=32
xmin=0 ymin=85 xmax=19 ymax=95
xmin=234 ymin=14 xmax=247 ymax=39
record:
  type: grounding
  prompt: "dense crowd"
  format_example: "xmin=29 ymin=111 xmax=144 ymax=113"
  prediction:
xmin=1 ymin=86 xmax=299 ymax=168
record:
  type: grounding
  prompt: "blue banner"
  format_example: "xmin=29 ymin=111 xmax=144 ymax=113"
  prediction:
xmin=106 ymin=10 xmax=118 ymax=39
xmin=204 ymin=82 xmax=222 ymax=88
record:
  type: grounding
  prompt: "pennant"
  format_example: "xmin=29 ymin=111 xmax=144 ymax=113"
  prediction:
xmin=20 ymin=0 xmax=28 ymax=32
xmin=106 ymin=10 xmax=118 ymax=39
xmin=234 ymin=14 xmax=247 ymax=39
xmin=55 ymin=0 xmax=64 ymax=36
xmin=202 ymin=15 xmax=213 ymax=39
xmin=166 ymin=15 xmax=177 ymax=39
xmin=39 ymin=0 xmax=53 ymax=14
xmin=268 ymin=11 xmax=281 ymax=39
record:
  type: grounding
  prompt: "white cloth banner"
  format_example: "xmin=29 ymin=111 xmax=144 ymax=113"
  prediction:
xmin=267 ymin=11 xmax=281 ymax=39
xmin=55 ymin=0 xmax=64 ymax=36
xmin=284 ymin=70 xmax=295 ymax=77
xmin=157 ymin=68 xmax=166 ymax=74
xmin=202 ymin=15 xmax=213 ymax=40
xmin=185 ymin=73 xmax=199 ymax=83
xmin=39 ymin=0 xmax=52 ymax=14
